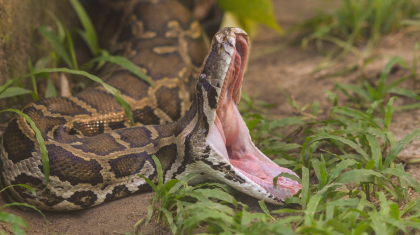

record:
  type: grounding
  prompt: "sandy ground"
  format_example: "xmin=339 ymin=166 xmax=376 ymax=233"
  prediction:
xmin=2 ymin=0 xmax=420 ymax=234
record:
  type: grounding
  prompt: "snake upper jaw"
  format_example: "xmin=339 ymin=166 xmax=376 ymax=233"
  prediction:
xmin=197 ymin=27 xmax=302 ymax=204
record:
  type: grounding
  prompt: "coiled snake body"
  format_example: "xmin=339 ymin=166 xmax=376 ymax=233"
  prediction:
xmin=0 ymin=0 xmax=301 ymax=210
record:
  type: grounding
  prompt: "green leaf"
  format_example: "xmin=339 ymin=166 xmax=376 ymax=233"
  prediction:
xmin=88 ymin=56 xmax=153 ymax=86
xmin=151 ymin=155 xmax=163 ymax=187
xmin=45 ymin=77 xmax=57 ymax=98
xmin=389 ymin=203 xmax=399 ymax=220
xmin=157 ymin=207 xmax=177 ymax=234
xmin=182 ymin=211 xmax=234 ymax=234
xmin=396 ymin=164 xmax=409 ymax=199
xmin=334 ymin=169 xmax=382 ymax=184
xmin=0 ymin=202 xmax=48 ymax=229
xmin=193 ymin=188 xmax=237 ymax=208
xmin=365 ymin=159 xmax=375 ymax=170
xmin=335 ymin=83 xmax=370 ymax=100
xmin=377 ymin=57 xmax=409 ymax=96
xmin=394 ymin=103 xmax=420 ymax=112
xmin=382 ymin=168 xmax=420 ymax=194
xmin=39 ymin=25 xmax=73 ymax=68
xmin=365 ymin=134 xmax=382 ymax=170
xmin=69 ymin=0 xmax=99 ymax=55
xmin=302 ymin=133 xmax=370 ymax=162
xmin=370 ymin=215 xmax=388 ymax=235
xmin=402 ymin=198 xmax=420 ymax=215
xmin=0 ymin=211 xmax=28 ymax=228
xmin=0 ymin=87 xmax=32 ymax=99
xmin=327 ymin=159 xmax=358 ymax=184
xmin=216 ymin=0 xmax=283 ymax=33
xmin=301 ymin=167 xmax=309 ymax=209
xmin=0 ymin=184 xmax=35 ymax=196
xmin=34 ymin=57 xmax=51 ymax=71
xmin=24 ymin=68 xmax=134 ymax=126
xmin=0 ymin=80 xmax=16 ymax=96
xmin=366 ymin=100 xmax=383 ymax=115
xmin=0 ymin=109 xmax=49 ymax=185
xmin=65 ymin=27 xmax=78 ymax=70
xmin=168 ymin=173 xmax=199 ymax=194
xmin=388 ymin=87 xmax=420 ymax=99
xmin=258 ymin=200 xmax=274 ymax=221
xmin=325 ymin=219 xmax=352 ymax=235
xmin=268 ymin=117 xmax=305 ymax=129
xmin=311 ymin=158 xmax=322 ymax=182
xmin=319 ymin=155 xmax=327 ymax=187
xmin=325 ymin=90 xmax=338 ymax=106
xmin=28 ymin=58 xmax=39 ymax=101
xmin=46 ymin=10 xmax=65 ymax=42
xmin=384 ymin=97 xmax=396 ymax=131
xmin=331 ymin=106 xmax=380 ymax=129
xmin=303 ymin=195 xmax=321 ymax=226
xmin=11 ymin=224 xmax=25 ymax=235
xmin=384 ymin=128 xmax=420 ymax=169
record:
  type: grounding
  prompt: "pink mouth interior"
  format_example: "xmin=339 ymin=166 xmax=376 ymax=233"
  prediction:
xmin=207 ymin=35 xmax=302 ymax=200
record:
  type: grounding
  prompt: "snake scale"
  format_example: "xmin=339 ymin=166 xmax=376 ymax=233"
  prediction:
xmin=0 ymin=0 xmax=301 ymax=210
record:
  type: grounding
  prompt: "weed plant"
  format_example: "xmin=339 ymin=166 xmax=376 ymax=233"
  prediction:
xmin=297 ymin=0 xmax=420 ymax=73
xmin=0 ymin=0 xmax=147 ymax=232
xmin=131 ymin=52 xmax=420 ymax=234
xmin=132 ymin=91 xmax=420 ymax=234
xmin=335 ymin=44 xmax=420 ymax=113
xmin=2 ymin=0 xmax=420 ymax=234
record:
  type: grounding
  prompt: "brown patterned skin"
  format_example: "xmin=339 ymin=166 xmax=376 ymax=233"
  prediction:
xmin=0 ymin=0 xmax=209 ymax=210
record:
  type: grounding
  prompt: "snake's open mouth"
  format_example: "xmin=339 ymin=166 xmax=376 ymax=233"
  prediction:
xmin=206 ymin=32 xmax=302 ymax=201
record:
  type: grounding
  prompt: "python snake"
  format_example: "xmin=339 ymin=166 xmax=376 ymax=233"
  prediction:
xmin=0 ymin=0 xmax=301 ymax=210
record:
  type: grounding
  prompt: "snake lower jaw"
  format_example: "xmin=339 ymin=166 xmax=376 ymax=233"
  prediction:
xmin=206 ymin=100 xmax=301 ymax=202
xmin=202 ymin=29 xmax=301 ymax=203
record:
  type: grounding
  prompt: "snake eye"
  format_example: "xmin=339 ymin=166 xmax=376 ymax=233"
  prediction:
xmin=199 ymin=73 xmax=207 ymax=82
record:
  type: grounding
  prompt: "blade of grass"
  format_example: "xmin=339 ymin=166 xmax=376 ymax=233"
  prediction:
xmin=69 ymin=0 xmax=99 ymax=55
xmin=0 ymin=212 xmax=28 ymax=229
xmin=302 ymin=134 xmax=370 ymax=162
xmin=88 ymin=56 xmax=153 ymax=86
xmin=384 ymin=128 xmax=420 ymax=169
xmin=65 ymin=27 xmax=78 ymax=70
xmin=365 ymin=134 xmax=382 ymax=170
xmin=0 ymin=87 xmax=32 ymax=100
xmin=45 ymin=77 xmax=57 ymax=98
xmin=377 ymin=57 xmax=409 ymax=97
xmin=39 ymin=26 xmax=73 ymax=68
xmin=28 ymin=58 xmax=39 ymax=101
xmin=300 ymin=167 xmax=309 ymax=209
xmin=22 ymin=68 xmax=134 ymax=125
xmin=384 ymin=97 xmax=396 ymax=131
xmin=0 ymin=109 xmax=49 ymax=185
xmin=0 ymin=184 xmax=35 ymax=196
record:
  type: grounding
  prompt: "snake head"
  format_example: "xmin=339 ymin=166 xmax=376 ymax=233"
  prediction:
xmin=187 ymin=27 xmax=302 ymax=205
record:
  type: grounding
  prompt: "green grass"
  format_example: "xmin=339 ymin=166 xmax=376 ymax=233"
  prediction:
xmin=334 ymin=44 xmax=420 ymax=113
xmin=0 ymin=0 xmax=152 ymax=233
xmin=129 ymin=44 xmax=420 ymax=233
xmin=131 ymin=91 xmax=420 ymax=234
xmin=296 ymin=0 xmax=420 ymax=73
xmin=2 ymin=0 xmax=420 ymax=234
xmin=0 ymin=0 xmax=154 ymax=123
xmin=0 ymin=185 xmax=47 ymax=235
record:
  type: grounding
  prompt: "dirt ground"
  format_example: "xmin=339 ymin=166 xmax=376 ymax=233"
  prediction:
xmin=2 ymin=0 xmax=420 ymax=234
